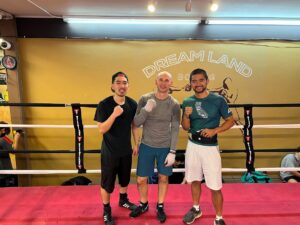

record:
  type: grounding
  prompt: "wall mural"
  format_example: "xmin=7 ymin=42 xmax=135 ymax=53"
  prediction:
xmin=13 ymin=39 xmax=300 ymax=186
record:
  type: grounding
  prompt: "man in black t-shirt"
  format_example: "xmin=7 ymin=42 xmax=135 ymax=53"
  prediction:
xmin=94 ymin=72 xmax=138 ymax=225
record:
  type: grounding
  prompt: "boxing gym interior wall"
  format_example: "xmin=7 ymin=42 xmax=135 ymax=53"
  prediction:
xmin=16 ymin=38 xmax=300 ymax=186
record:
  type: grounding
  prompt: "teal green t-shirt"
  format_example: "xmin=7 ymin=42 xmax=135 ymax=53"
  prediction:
xmin=182 ymin=92 xmax=232 ymax=135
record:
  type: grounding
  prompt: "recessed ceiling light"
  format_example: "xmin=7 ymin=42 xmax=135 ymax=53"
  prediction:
xmin=148 ymin=3 xmax=156 ymax=13
xmin=210 ymin=3 xmax=219 ymax=12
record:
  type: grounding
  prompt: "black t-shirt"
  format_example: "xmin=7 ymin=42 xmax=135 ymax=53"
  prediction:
xmin=94 ymin=96 xmax=137 ymax=156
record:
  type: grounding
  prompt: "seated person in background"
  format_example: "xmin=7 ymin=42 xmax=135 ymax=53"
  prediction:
xmin=280 ymin=151 xmax=300 ymax=183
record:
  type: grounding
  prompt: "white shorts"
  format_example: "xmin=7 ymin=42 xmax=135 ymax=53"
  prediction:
xmin=185 ymin=140 xmax=222 ymax=190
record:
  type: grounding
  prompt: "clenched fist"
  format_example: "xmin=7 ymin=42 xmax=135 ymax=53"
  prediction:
xmin=113 ymin=105 xmax=123 ymax=117
xmin=144 ymin=99 xmax=156 ymax=112
xmin=184 ymin=106 xmax=193 ymax=118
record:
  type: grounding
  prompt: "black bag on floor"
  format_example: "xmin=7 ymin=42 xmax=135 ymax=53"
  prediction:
xmin=62 ymin=176 xmax=92 ymax=186
xmin=0 ymin=175 xmax=18 ymax=187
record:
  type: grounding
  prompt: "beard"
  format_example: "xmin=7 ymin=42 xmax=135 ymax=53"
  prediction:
xmin=193 ymin=86 xmax=207 ymax=94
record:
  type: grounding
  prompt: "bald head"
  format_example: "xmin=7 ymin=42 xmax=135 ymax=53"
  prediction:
xmin=156 ymin=71 xmax=172 ymax=80
xmin=155 ymin=71 xmax=173 ymax=94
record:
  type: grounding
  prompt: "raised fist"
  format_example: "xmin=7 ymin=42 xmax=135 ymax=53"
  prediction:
xmin=144 ymin=99 xmax=156 ymax=112
xmin=113 ymin=105 xmax=124 ymax=117
xmin=184 ymin=106 xmax=193 ymax=117
xmin=16 ymin=129 xmax=24 ymax=134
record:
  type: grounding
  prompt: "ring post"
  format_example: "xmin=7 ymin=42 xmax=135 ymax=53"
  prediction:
xmin=71 ymin=104 xmax=86 ymax=173
xmin=243 ymin=105 xmax=255 ymax=173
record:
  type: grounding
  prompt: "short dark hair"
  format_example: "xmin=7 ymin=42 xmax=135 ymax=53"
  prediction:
xmin=111 ymin=71 xmax=128 ymax=84
xmin=0 ymin=121 xmax=10 ymax=135
xmin=189 ymin=68 xmax=208 ymax=82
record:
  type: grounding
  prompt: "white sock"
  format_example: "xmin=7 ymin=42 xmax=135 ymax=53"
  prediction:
xmin=216 ymin=215 xmax=223 ymax=220
xmin=193 ymin=205 xmax=200 ymax=211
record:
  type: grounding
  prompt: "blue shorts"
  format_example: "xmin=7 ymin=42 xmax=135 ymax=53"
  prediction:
xmin=137 ymin=143 xmax=172 ymax=177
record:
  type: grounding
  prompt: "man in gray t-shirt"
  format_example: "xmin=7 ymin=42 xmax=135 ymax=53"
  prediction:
xmin=130 ymin=71 xmax=180 ymax=223
xmin=280 ymin=152 xmax=300 ymax=183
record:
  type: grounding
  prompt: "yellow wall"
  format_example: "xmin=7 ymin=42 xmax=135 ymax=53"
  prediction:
xmin=16 ymin=39 xmax=300 ymax=185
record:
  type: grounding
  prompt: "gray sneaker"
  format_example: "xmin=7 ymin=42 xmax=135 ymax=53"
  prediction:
xmin=183 ymin=207 xmax=202 ymax=224
xmin=214 ymin=219 xmax=226 ymax=225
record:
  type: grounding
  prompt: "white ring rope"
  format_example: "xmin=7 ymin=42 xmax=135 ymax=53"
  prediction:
xmin=2 ymin=124 xmax=300 ymax=129
xmin=1 ymin=123 xmax=299 ymax=175
xmin=0 ymin=167 xmax=300 ymax=175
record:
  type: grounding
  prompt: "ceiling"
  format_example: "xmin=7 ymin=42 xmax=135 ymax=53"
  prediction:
xmin=0 ymin=0 xmax=300 ymax=20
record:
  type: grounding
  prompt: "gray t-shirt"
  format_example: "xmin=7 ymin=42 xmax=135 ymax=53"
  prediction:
xmin=280 ymin=153 xmax=300 ymax=179
xmin=134 ymin=92 xmax=181 ymax=150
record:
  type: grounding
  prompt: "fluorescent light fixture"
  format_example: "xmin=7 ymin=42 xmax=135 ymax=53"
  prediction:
xmin=207 ymin=18 xmax=300 ymax=26
xmin=63 ymin=17 xmax=200 ymax=25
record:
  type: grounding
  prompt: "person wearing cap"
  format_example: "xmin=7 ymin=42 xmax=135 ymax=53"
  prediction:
xmin=130 ymin=71 xmax=181 ymax=223
xmin=0 ymin=121 xmax=22 ymax=187
xmin=94 ymin=72 xmax=139 ymax=225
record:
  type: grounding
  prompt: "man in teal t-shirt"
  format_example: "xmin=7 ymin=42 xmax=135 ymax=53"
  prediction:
xmin=181 ymin=68 xmax=234 ymax=225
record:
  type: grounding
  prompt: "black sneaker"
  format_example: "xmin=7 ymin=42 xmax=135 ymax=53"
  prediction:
xmin=119 ymin=198 xmax=137 ymax=210
xmin=156 ymin=205 xmax=166 ymax=223
xmin=214 ymin=218 xmax=226 ymax=225
xmin=103 ymin=208 xmax=115 ymax=225
xmin=129 ymin=203 xmax=149 ymax=218
xmin=183 ymin=207 xmax=202 ymax=224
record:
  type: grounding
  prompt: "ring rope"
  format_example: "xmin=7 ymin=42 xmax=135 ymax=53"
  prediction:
xmin=1 ymin=148 xmax=299 ymax=154
xmin=1 ymin=102 xmax=299 ymax=176
xmin=0 ymin=102 xmax=97 ymax=108
xmin=1 ymin=124 xmax=300 ymax=129
xmin=1 ymin=167 xmax=300 ymax=175
xmin=1 ymin=102 xmax=300 ymax=108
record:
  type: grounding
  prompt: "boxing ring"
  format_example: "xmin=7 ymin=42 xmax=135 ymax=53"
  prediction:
xmin=0 ymin=102 xmax=300 ymax=225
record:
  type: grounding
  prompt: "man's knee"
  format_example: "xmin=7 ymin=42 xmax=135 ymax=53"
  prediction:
xmin=137 ymin=176 xmax=148 ymax=185
xmin=211 ymin=189 xmax=222 ymax=194
xmin=158 ymin=174 xmax=168 ymax=184
xmin=287 ymin=179 xmax=298 ymax=183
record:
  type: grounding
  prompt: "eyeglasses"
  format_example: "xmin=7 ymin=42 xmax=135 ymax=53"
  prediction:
xmin=114 ymin=81 xmax=128 ymax=85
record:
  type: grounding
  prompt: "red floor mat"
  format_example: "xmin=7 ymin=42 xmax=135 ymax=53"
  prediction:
xmin=0 ymin=183 xmax=299 ymax=225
